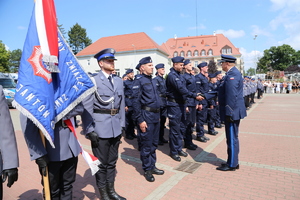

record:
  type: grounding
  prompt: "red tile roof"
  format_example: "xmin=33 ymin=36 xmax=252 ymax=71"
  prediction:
xmin=76 ymin=32 xmax=168 ymax=56
xmin=162 ymin=34 xmax=241 ymax=58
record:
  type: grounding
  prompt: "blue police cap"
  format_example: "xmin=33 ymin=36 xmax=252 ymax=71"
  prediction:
xmin=155 ymin=63 xmax=164 ymax=69
xmin=172 ymin=56 xmax=184 ymax=63
xmin=126 ymin=69 xmax=133 ymax=74
xmin=197 ymin=62 xmax=208 ymax=68
xmin=220 ymin=54 xmax=236 ymax=63
xmin=183 ymin=59 xmax=191 ymax=66
xmin=216 ymin=71 xmax=222 ymax=75
xmin=94 ymin=48 xmax=117 ymax=61
xmin=139 ymin=56 xmax=152 ymax=65
xmin=208 ymin=73 xmax=217 ymax=78
xmin=122 ymin=74 xmax=127 ymax=78
xmin=135 ymin=63 xmax=141 ymax=70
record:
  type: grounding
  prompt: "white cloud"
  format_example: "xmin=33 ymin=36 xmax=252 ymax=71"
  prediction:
xmin=17 ymin=26 xmax=27 ymax=30
xmin=240 ymin=47 xmax=264 ymax=71
xmin=251 ymin=25 xmax=272 ymax=37
xmin=180 ymin=13 xmax=190 ymax=18
xmin=215 ymin=29 xmax=245 ymax=39
xmin=153 ymin=26 xmax=164 ymax=32
xmin=4 ymin=44 xmax=9 ymax=51
xmin=188 ymin=24 xmax=206 ymax=30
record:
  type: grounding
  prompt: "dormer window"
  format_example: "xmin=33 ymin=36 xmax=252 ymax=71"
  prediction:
xmin=187 ymin=51 xmax=192 ymax=57
xmin=174 ymin=51 xmax=178 ymax=57
xmin=194 ymin=50 xmax=199 ymax=56
xmin=180 ymin=51 xmax=185 ymax=57
xmin=201 ymin=50 xmax=206 ymax=56
xmin=208 ymin=49 xmax=213 ymax=56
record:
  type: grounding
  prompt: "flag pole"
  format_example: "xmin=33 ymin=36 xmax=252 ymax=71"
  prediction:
xmin=39 ymin=130 xmax=51 ymax=200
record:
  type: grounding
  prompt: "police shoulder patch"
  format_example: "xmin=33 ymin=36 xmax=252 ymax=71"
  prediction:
xmin=132 ymin=85 xmax=139 ymax=89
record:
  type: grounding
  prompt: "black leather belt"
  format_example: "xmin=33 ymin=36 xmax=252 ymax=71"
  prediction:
xmin=94 ymin=109 xmax=119 ymax=115
xmin=57 ymin=120 xmax=68 ymax=128
xmin=159 ymin=94 xmax=166 ymax=98
xmin=142 ymin=106 xmax=160 ymax=113
xmin=167 ymin=97 xmax=185 ymax=104
xmin=125 ymin=95 xmax=133 ymax=99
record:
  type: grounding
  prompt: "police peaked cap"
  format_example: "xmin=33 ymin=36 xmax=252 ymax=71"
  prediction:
xmin=208 ymin=73 xmax=217 ymax=78
xmin=172 ymin=56 xmax=184 ymax=63
xmin=183 ymin=59 xmax=191 ymax=66
xmin=94 ymin=48 xmax=117 ymax=61
xmin=155 ymin=63 xmax=165 ymax=69
xmin=126 ymin=69 xmax=133 ymax=74
xmin=220 ymin=54 xmax=236 ymax=63
xmin=197 ymin=62 xmax=208 ymax=68
xmin=139 ymin=56 xmax=152 ymax=65
xmin=216 ymin=71 xmax=222 ymax=75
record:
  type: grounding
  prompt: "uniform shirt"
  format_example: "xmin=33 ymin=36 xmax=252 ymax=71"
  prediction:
xmin=195 ymin=72 xmax=209 ymax=105
xmin=132 ymin=74 xmax=161 ymax=124
xmin=208 ymin=82 xmax=218 ymax=106
xmin=123 ymin=79 xmax=134 ymax=107
xmin=153 ymin=75 xmax=167 ymax=107
xmin=182 ymin=72 xmax=197 ymax=107
xmin=166 ymin=68 xmax=196 ymax=106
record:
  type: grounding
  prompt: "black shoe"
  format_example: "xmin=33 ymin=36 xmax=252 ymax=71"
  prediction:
xmin=99 ymin=187 xmax=110 ymax=200
xmin=170 ymin=154 xmax=181 ymax=162
xmin=106 ymin=182 xmax=126 ymax=200
xmin=158 ymin=141 xmax=164 ymax=146
xmin=144 ymin=170 xmax=155 ymax=182
xmin=132 ymin=134 xmax=137 ymax=138
xmin=178 ymin=150 xmax=188 ymax=157
xmin=221 ymin=163 xmax=240 ymax=169
xmin=184 ymin=144 xmax=197 ymax=150
xmin=152 ymin=167 xmax=164 ymax=175
xmin=125 ymin=135 xmax=134 ymax=140
xmin=203 ymin=135 xmax=210 ymax=141
xmin=195 ymin=136 xmax=207 ymax=143
xmin=191 ymin=143 xmax=198 ymax=148
xmin=216 ymin=164 xmax=239 ymax=171
xmin=161 ymin=138 xmax=168 ymax=143
xmin=207 ymin=131 xmax=218 ymax=135
xmin=215 ymin=124 xmax=223 ymax=128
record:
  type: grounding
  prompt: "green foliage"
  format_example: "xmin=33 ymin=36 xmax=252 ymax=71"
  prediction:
xmin=58 ymin=24 xmax=67 ymax=39
xmin=208 ymin=60 xmax=217 ymax=74
xmin=257 ymin=44 xmax=300 ymax=73
xmin=246 ymin=68 xmax=256 ymax=76
xmin=68 ymin=23 xmax=92 ymax=54
xmin=0 ymin=40 xmax=10 ymax=72
xmin=9 ymin=49 xmax=22 ymax=72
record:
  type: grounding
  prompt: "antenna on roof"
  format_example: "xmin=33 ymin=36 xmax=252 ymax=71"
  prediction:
xmin=174 ymin=34 xmax=177 ymax=39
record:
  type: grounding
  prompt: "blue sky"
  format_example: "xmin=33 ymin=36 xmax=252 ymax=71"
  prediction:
xmin=1 ymin=0 xmax=300 ymax=71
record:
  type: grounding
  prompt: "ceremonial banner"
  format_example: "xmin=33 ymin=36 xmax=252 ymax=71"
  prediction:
xmin=13 ymin=0 xmax=95 ymax=148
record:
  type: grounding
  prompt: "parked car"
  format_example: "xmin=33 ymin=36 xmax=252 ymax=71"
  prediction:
xmin=0 ymin=76 xmax=16 ymax=107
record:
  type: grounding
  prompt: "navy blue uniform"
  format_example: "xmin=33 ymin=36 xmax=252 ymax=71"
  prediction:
xmin=153 ymin=75 xmax=167 ymax=142
xmin=132 ymin=74 xmax=161 ymax=171
xmin=195 ymin=72 xmax=209 ymax=137
xmin=166 ymin=68 xmax=197 ymax=155
xmin=218 ymin=66 xmax=247 ymax=168
xmin=215 ymin=80 xmax=222 ymax=127
xmin=123 ymin=79 xmax=135 ymax=139
xmin=182 ymin=72 xmax=197 ymax=147
xmin=207 ymin=82 xmax=218 ymax=132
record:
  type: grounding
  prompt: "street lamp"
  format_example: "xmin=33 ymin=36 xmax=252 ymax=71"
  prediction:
xmin=253 ymin=35 xmax=258 ymax=79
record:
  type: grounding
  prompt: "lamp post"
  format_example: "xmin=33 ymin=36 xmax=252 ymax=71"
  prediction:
xmin=253 ymin=35 xmax=258 ymax=79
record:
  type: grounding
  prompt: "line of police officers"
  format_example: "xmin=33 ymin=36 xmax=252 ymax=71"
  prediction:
xmin=1 ymin=48 xmax=249 ymax=200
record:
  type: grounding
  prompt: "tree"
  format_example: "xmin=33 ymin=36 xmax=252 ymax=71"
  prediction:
xmin=68 ymin=23 xmax=92 ymax=54
xmin=9 ymin=49 xmax=22 ymax=72
xmin=257 ymin=44 xmax=300 ymax=73
xmin=58 ymin=24 xmax=67 ymax=39
xmin=246 ymin=68 xmax=256 ymax=76
xmin=0 ymin=40 xmax=10 ymax=72
xmin=208 ymin=60 xmax=218 ymax=74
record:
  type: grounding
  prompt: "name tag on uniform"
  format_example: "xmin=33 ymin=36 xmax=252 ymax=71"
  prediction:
xmin=133 ymin=85 xmax=139 ymax=89
xmin=175 ymin=78 xmax=180 ymax=80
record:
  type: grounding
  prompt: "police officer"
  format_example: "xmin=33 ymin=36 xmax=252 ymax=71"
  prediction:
xmin=0 ymin=85 xmax=19 ymax=200
xmin=123 ymin=69 xmax=136 ymax=140
xmin=166 ymin=56 xmax=204 ymax=162
xmin=182 ymin=59 xmax=198 ymax=150
xmin=207 ymin=72 xmax=219 ymax=135
xmin=81 ymin=48 xmax=126 ymax=200
xmin=21 ymin=104 xmax=83 ymax=199
xmin=132 ymin=57 xmax=164 ymax=182
xmin=216 ymin=54 xmax=247 ymax=171
xmin=153 ymin=64 xmax=168 ymax=145
xmin=214 ymin=71 xmax=223 ymax=128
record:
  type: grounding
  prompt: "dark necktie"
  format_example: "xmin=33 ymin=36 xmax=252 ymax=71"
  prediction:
xmin=108 ymin=76 xmax=114 ymax=88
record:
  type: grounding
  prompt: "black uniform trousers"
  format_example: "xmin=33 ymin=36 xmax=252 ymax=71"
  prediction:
xmin=215 ymin=105 xmax=221 ymax=126
xmin=45 ymin=156 xmax=78 ymax=200
xmin=185 ymin=106 xmax=196 ymax=146
xmin=159 ymin=107 xmax=167 ymax=141
xmin=125 ymin=107 xmax=135 ymax=137
xmin=168 ymin=105 xmax=186 ymax=155
xmin=138 ymin=122 xmax=159 ymax=171
xmin=92 ymin=136 xmax=121 ymax=188
xmin=196 ymin=104 xmax=207 ymax=137
xmin=207 ymin=107 xmax=216 ymax=132
xmin=225 ymin=120 xmax=240 ymax=168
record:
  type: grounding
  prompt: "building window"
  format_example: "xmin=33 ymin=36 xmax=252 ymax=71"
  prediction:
xmin=227 ymin=48 xmax=232 ymax=54
xmin=194 ymin=61 xmax=198 ymax=68
xmin=114 ymin=69 xmax=120 ymax=77
xmin=187 ymin=51 xmax=192 ymax=57
xmin=201 ymin=50 xmax=206 ymax=56
xmin=221 ymin=47 xmax=232 ymax=54
xmin=194 ymin=50 xmax=198 ymax=57
xmin=222 ymin=49 xmax=227 ymax=54
xmin=208 ymin=49 xmax=213 ymax=56
xmin=180 ymin=51 xmax=185 ymax=57
xmin=174 ymin=51 xmax=178 ymax=57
